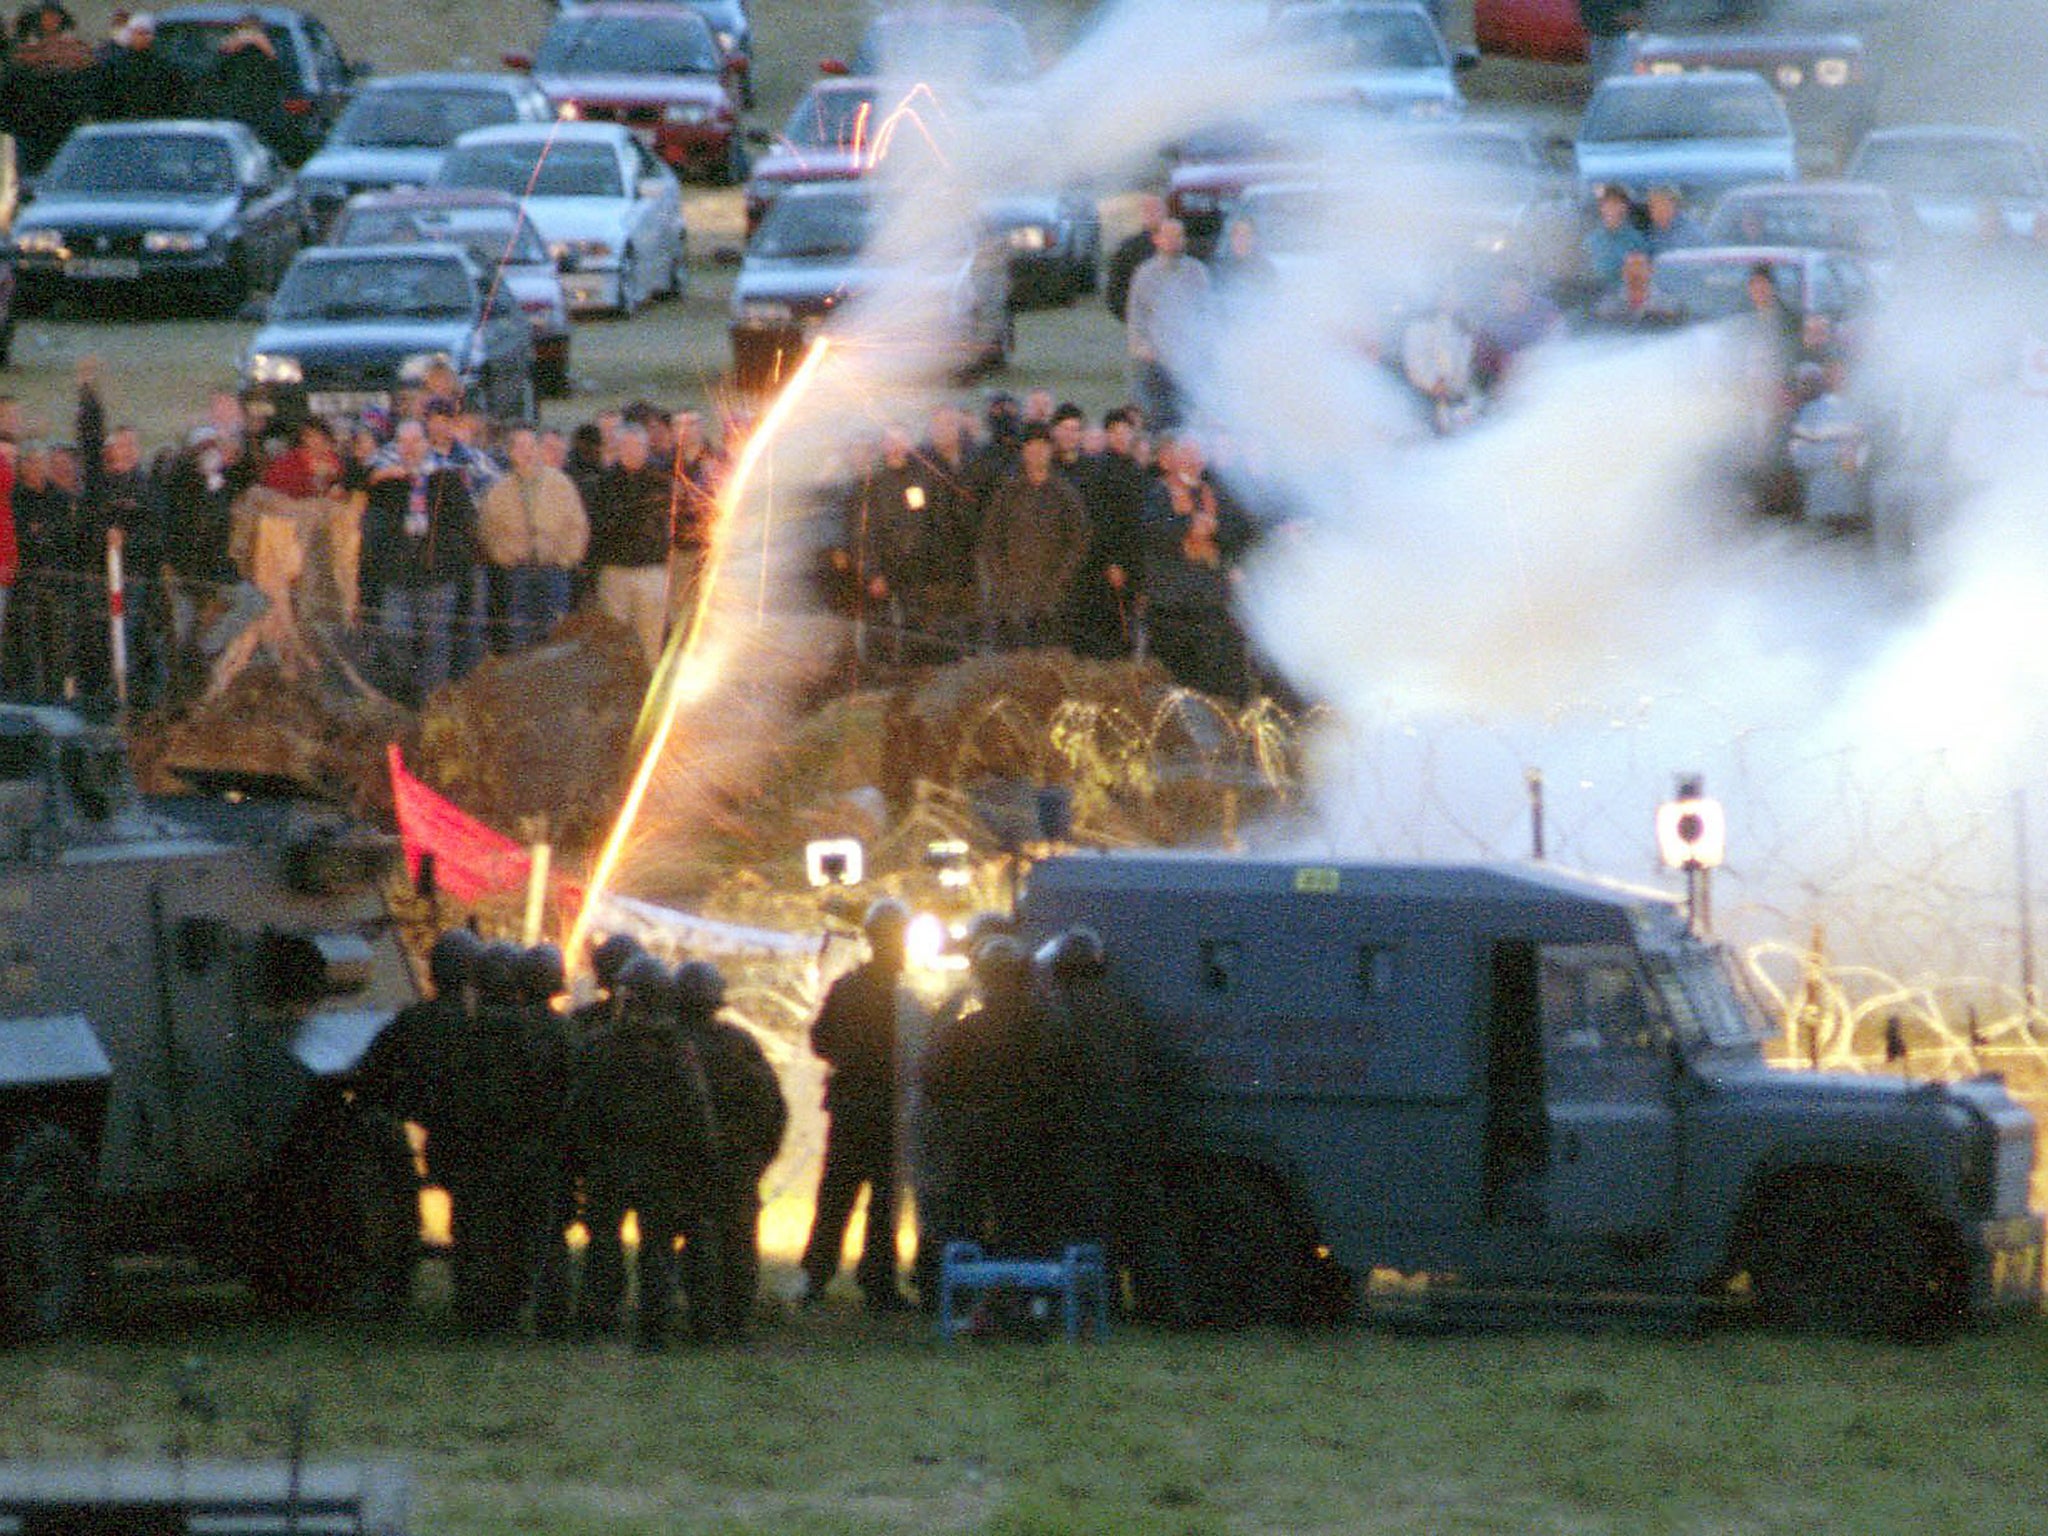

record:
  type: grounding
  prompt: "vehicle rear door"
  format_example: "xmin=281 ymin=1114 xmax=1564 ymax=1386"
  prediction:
xmin=1537 ymin=941 xmax=1677 ymax=1274
xmin=147 ymin=865 xmax=256 ymax=1188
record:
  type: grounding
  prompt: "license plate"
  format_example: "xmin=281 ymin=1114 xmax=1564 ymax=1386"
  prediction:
xmin=307 ymin=390 xmax=390 ymax=417
xmin=72 ymin=257 xmax=139 ymax=280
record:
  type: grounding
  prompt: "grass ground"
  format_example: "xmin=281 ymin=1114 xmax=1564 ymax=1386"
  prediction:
xmin=8 ymin=1259 xmax=2048 ymax=1535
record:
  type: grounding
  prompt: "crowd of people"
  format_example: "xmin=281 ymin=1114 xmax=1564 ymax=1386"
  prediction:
xmin=359 ymin=902 xmax=1191 ymax=1349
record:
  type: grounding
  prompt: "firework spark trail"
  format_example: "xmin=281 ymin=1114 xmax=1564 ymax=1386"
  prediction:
xmin=567 ymin=336 xmax=835 ymax=974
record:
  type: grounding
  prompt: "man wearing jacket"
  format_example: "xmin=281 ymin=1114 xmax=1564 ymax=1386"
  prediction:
xmin=361 ymin=419 xmax=476 ymax=705
xmin=478 ymin=425 xmax=588 ymax=651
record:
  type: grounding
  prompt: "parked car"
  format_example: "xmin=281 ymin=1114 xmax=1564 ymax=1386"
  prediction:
xmin=743 ymin=76 xmax=886 ymax=234
xmin=511 ymin=2 xmax=746 ymax=185
xmin=151 ymin=4 xmax=368 ymax=165
xmin=1267 ymin=0 xmax=1474 ymax=121
xmin=1847 ymin=126 xmax=2048 ymax=243
xmin=326 ymin=188 xmax=574 ymax=396
xmin=1621 ymin=28 xmax=1875 ymax=171
xmin=436 ymin=121 xmax=686 ymax=316
xmin=242 ymin=243 xmax=536 ymax=425
xmin=981 ymin=185 xmax=1100 ymax=308
xmin=1647 ymin=243 xmax=1876 ymax=326
xmin=1704 ymin=180 xmax=1901 ymax=279
xmin=295 ymin=72 xmax=554 ymax=236
xmin=12 ymin=119 xmax=300 ymax=314
xmin=728 ymin=180 xmax=1010 ymax=390
xmin=1575 ymin=70 xmax=1797 ymax=202
xmin=838 ymin=5 xmax=1037 ymax=98
xmin=681 ymin=0 xmax=755 ymax=106
xmin=1168 ymin=116 xmax=1317 ymax=258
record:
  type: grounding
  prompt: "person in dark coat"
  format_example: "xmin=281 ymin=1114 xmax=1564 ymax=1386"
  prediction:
xmin=93 ymin=12 xmax=184 ymax=120
xmin=157 ymin=419 xmax=254 ymax=697
xmin=75 ymin=361 xmax=163 ymax=704
xmin=1136 ymin=430 xmax=1253 ymax=702
xmin=1103 ymin=192 xmax=1166 ymax=324
xmin=974 ymin=424 xmax=1090 ymax=650
xmin=7 ymin=442 xmax=78 ymax=700
xmin=569 ymin=955 xmax=721 ymax=1349
xmin=798 ymin=899 xmax=917 ymax=1313
xmin=360 ymin=419 xmax=477 ymax=706
xmin=585 ymin=422 xmax=673 ymax=668
xmin=204 ymin=13 xmax=293 ymax=160
xmin=1062 ymin=406 xmax=1147 ymax=659
xmin=1 ymin=3 xmax=98 ymax=176
xmin=674 ymin=960 xmax=787 ymax=1339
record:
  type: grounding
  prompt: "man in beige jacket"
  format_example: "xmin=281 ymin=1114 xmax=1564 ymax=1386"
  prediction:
xmin=478 ymin=425 xmax=589 ymax=651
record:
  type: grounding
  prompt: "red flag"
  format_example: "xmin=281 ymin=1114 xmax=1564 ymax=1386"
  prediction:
xmin=386 ymin=743 xmax=532 ymax=904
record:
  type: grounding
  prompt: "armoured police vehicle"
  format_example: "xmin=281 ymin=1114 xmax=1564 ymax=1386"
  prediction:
xmin=1017 ymin=853 xmax=2043 ymax=1334
xmin=0 ymin=705 xmax=419 ymax=1340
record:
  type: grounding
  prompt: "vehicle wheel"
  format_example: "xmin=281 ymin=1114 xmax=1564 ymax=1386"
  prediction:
xmin=207 ymin=251 xmax=251 ymax=317
xmin=659 ymin=242 xmax=687 ymax=301
xmin=1746 ymin=1175 xmax=1959 ymax=1340
xmin=537 ymin=348 xmax=571 ymax=399
xmin=1170 ymin=1165 xmax=1315 ymax=1329
xmin=0 ymin=316 xmax=17 ymax=369
xmin=718 ymin=132 xmax=750 ymax=188
xmin=614 ymin=250 xmax=642 ymax=318
xmin=0 ymin=1123 xmax=94 ymax=1343
xmin=244 ymin=1106 xmax=418 ymax=1319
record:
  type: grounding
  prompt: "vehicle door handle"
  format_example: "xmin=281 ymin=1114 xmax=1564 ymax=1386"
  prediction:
xmin=1560 ymin=1130 xmax=1581 ymax=1164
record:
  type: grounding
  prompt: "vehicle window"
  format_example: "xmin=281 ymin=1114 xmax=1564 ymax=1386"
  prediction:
xmin=1539 ymin=944 xmax=1662 ymax=1055
xmin=536 ymin=12 xmax=721 ymax=75
xmin=272 ymin=256 xmax=475 ymax=321
xmin=634 ymin=140 xmax=666 ymax=182
xmin=1853 ymin=138 xmax=2047 ymax=199
xmin=308 ymin=20 xmax=347 ymax=87
xmin=335 ymin=207 xmax=548 ymax=268
xmin=1707 ymin=195 xmax=1898 ymax=255
xmin=441 ymin=141 xmax=625 ymax=198
xmin=334 ymin=88 xmax=525 ymax=148
xmin=1357 ymin=943 xmax=1398 ymax=1000
xmin=781 ymin=86 xmax=879 ymax=152
xmin=1272 ymin=6 xmax=1448 ymax=70
xmin=1651 ymin=258 xmax=1793 ymax=320
xmin=39 ymin=134 xmax=237 ymax=196
xmin=751 ymin=192 xmax=870 ymax=257
xmin=853 ymin=15 xmax=1034 ymax=82
xmin=152 ymin=21 xmax=304 ymax=85
xmin=1580 ymin=79 xmax=1787 ymax=142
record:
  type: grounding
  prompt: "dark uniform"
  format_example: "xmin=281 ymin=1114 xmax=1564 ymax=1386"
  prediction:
xmin=799 ymin=902 xmax=913 ymax=1311
xmin=569 ymin=958 xmax=720 ymax=1349
xmin=675 ymin=961 xmax=787 ymax=1339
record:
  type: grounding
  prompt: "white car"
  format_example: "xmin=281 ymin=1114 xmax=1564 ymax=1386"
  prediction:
xmin=435 ymin=121 xmax=686 ymax=316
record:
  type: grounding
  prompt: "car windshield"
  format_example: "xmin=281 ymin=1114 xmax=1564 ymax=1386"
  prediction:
xmin=441 ymin=140 xmax=624 ymax=198
xmin=333 ymin=206 xmax=550 ymax=268
xmin=1645 ymin=943 xmax=1771 ymax=1048
xmin=39 ymin=134 xmax=236 ymax=195
xmin=152 ymin=20 xmax=301 ymax=80
xmin=1853 ymin=138 xmax=2047 ymax=199
xmin=1652 ymin=257 xmax=1795 ymax=319
xmin=853 ymin=15 xmax=1034 ymax=82
xmin=537 ymin=13 xmax=721 ymax=75
xmin=1581 ymin=79 xmax=1787 ymax=142
xmin=273 ymin=256 xmax=476 ymax=321
xmin=333 ymin=87 xmax=521 ymax=148
xmin=1272 ymin=6 xmax=1448 ymax=70
xmin=751 ymin=193 xmax=871 ymax=258
xmin=781 ymin=86 xmax=879 ymax=151
xmin=1707 ymin=193 xmax=1898 ymax=254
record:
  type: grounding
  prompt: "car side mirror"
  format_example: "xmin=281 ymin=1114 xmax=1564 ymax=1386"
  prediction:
xmin=1454 ymin=46 xmax=1481 ymax=70
xmin=347 ymin=58 xmax=373 ymax=83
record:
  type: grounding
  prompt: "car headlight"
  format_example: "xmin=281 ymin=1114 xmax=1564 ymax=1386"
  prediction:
xmin=1814 ymin=57 xmax=1851 ymax=87
xmin=14 ymin=229 xmax=65 ymax=256
xmin=549 ymin=238 xmax=614 ymax=270
xmin=739 ymin=299 xmax=791 ymax=323
xmin=663 ymin=102 xmax=713 ymax=125
xmin=1006 ymin=225 xmax=1051 ymax=253
xmin=1174 ymin=191 xmax=1216 ymax=215
xmin=1775 ymin=63 xmax=1805 ymax=89
xmin=143 ymin=229 xmax=207 ymax=253
xmin=715 ymin=28 xmax=736 ymax=50
xmin=246 ymin=352 xmax=303 ymax=385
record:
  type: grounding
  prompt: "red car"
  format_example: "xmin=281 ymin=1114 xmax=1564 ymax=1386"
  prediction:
xmin=510 ymin=3 xmax=747 ymax=185
xmin=1472 ymin=0 xmax=1587 ymax=63
xmin=744 ymin=77 xmax=889 ymax=235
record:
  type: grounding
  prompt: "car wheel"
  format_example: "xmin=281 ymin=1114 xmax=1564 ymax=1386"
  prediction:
xmin=719 ymin=132 xmax=750 ymax=188
xmin=0 ymin=1123 xmax=94 ymax=1343
xmin=0 ymin=316 xmax=17 ymax=369
xmin=1746 ymin=1175 xmax=1960 ymax=1340
xmin=614 ymin=249 xmax=641 ymax=318
xmin=243 ymin=1104 xmax=418 ymax=1319
xmin=207 ymin=250 xmax=251 ymax=317
xmin=537 ymin=345 xmax=571 ymax=399
xmin=1170 ymin=1165 xmax=1316 ymax=1330
xmin=660 ymin=240 xmax=688 ymax=301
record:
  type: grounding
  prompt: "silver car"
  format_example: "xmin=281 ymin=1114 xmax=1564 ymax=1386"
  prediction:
xmin=1268 ymin=0 xmax=1474 ymax=121
xmin=435 ymin=121 xmax=686 ymax=316
xmin=327 ymin=188 xmax=575 ymax=396
xmin=1847 ymin=126 xmax=2048 ymax=243
xmin=295 ymin=73 xmax=555 ymax=235
xmin=1575 ymin=70 xmax=1796 ymax=202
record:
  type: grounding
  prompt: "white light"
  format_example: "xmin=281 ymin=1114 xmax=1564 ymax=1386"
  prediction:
xmin=906 ymin=911 xmax=948 ymax=969
xmin=1656 ymin=796 xmax=1727 ymax=870
xmin=246 ymin=352 xmax=303 ymax=385
xmin=805 ymin=837 xmax=864 ymax=887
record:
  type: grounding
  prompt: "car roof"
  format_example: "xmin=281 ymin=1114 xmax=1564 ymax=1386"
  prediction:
xmin=1590 ymin=67 xmax=1779 ymax=94
xmin=1655 ymin=244 xmax=1824 ymax=265
xmin=64 ymin=118 xmax=253 ymax=141
xmin=554 ymin=0 xmax=717 ymax=21
xmin=1856 ymin=124 xmax=2034 ymax=148
xmin=452 ymin=121 xmax=633 ymax=147
xmin=154 ymin=3 xmax=315 ymax=23
xmin=342 ymin=187 xmax=526 ymax=212
xmin=355 ymin=71 xmax=537 ymax=94
xmin=1715 ymin=178 xmax=1889 ymax=204
xmin=775 ymin=179 xmax=874 ymax=205
xmin=293 ymin=241 xmax=481 ymax=267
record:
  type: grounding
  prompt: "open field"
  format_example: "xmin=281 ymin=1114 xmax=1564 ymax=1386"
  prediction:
xmin=7 ymin=1266 xmax=2048 ymax=1535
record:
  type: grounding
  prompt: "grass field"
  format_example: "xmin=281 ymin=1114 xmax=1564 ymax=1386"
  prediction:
xmin=8 ymin=1266 xmax=2048 ymax=1535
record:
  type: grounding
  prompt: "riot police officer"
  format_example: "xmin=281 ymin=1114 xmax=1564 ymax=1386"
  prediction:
xmin=515 ymin=942 xmax=580 ymax=1338
xmin=799 ymin=899 xmax=919 ymax=1313
xmin=675 ymin=959 xmax=787 ymax=1339
xmin=569 ymin=955 xmax=720 ymax=1350
xmin=572 ymin=932 xmax=643 ymax=1036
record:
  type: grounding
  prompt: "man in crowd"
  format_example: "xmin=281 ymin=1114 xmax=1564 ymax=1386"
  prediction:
xmin=587 ymin=422 xmax=672 ymax=668
xmin=360 ymin=419 xmax=476 ymax=705
xmin=1138 ymin=430 xmax=1252 ymax=702
xmin=1126 ymin=216 xmax=1210 ymax=429
xmin=478 ymin=424 xmax=588 ymax=651
xmin=1062 ymin=406 xmax=1147 ymax=660
xmin=975 ymin=423 xmax=1089 ymax=651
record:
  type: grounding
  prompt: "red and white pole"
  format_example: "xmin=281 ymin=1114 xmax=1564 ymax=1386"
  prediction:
xmin=104 ymin=527 xmax=127 ymax=709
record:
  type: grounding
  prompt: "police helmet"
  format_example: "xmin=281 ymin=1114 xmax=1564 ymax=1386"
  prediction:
xmin=473 ymin=940 xmax=525 ymax=1005
xmin=1038 ymin=925 xmax=1106 ymax=980
xmin=674 ymin=959 xmax=726 ymax=1018
xmin=519 ymin=942 xmax=567 ymax=1004
xmin=970 ymin=933 xmax=1030 ymax=986
xmin=614 ymin=952 xmax=675 ymax=1013
xmin=863 ymin=897 xmax=911 ymax=938
xmin=589 ymin=932 xmax=642 ymax=991
xmin=426 ymin=926 xmax=482 ymax=994
xmin=956 ymin=910 xmax=1013 ymax=954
